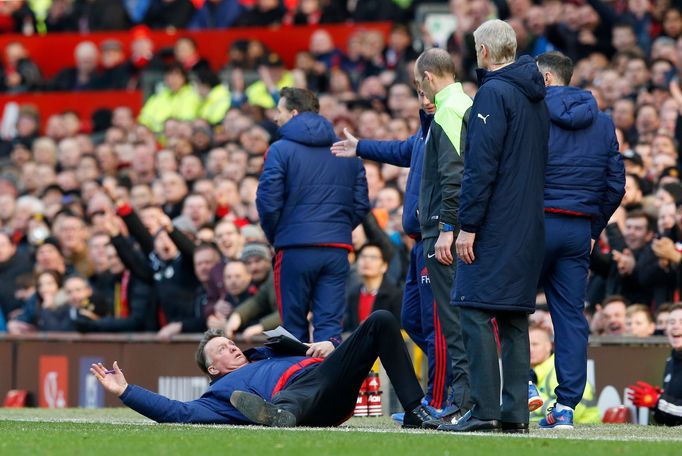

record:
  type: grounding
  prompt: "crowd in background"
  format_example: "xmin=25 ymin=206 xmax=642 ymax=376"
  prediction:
xmin=2 ymin=0 xmax=682 ymax=342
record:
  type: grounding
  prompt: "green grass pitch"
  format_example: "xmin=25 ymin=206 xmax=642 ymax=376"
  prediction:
xmin=0 ymin=409 xmax=680 ymax=456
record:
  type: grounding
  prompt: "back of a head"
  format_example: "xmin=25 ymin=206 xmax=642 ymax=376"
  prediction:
xmin=280 ymin=87 xmax=319 ymax=114
xmin=415 ymin=48 xmax=456 ymax=79
xmin=473 ymin=19 xmax=517 ymax=65
xmin=536 ymin=51 xmax=574 ymax=86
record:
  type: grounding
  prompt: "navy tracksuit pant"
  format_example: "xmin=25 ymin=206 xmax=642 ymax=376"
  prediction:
xmin=539 ymin=213 xmax=592 ymax=409
xmin=401 ymin=239 xmax=452 ymax=409
xmin=273 ymin=246 xmax=348 ymax=345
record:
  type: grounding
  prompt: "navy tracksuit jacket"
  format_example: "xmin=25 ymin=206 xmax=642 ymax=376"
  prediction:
xmin=256 ymin=112 xmax=369 ymax=344
xmin=540 ymin=85 xmax=625 ymax=408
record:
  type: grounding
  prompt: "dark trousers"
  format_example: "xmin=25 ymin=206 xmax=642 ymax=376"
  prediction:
xmin=272 ymin=310 xmax=424 ymax=427
xmin=539 ymin=213 xmax=591 ymax=408
xmin=401 ymin=240 xmax=452 ymax=409
xmin=422 ymin=236 xmax=470 ymax=411
xmin=461 ymin=307 xmax=529 ymax=423
xmin=274 ymin=247 xmax=349 ymax=344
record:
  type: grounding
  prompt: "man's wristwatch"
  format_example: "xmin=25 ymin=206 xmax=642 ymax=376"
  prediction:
xmin=439 ymin=222 xmax=456 ymax=232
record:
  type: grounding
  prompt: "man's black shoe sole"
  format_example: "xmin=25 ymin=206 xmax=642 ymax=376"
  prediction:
xmin=230 ymin=391 xmax=297 ymax=427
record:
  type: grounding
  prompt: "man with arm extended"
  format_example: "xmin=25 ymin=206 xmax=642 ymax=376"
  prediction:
xmin=92 ymin=310 xmax=436 ymax=427
xmin=534 ymin=51 xmax=625 ymax=429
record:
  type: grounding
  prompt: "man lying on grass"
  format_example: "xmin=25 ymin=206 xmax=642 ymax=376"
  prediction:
xmin=92 ymin=310 xmax=440 ymax=427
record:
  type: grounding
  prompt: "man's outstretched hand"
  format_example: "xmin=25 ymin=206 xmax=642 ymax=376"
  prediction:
xmin=91 ymin=361 xmax=128 ymax=397
xmin=330 ymin=128 xmax=359 ymax=158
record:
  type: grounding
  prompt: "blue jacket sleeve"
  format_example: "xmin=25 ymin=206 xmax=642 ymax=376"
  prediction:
xmin=256 ymin=145 xmax=287 ymax=245
xmin=352 ymin=160 xmax=370 ymax=229
xmin=459 ymin=86 xmax=507 ymax=233
xmin=119 ymin=384 xmax=242 ymax=424
xmin=357 ymin=136 xmax=416 ymax=167
xmin=591 ymin=118 xmax=625 ymax=239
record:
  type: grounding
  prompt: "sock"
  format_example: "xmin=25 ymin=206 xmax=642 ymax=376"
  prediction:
xmin=555 ymin=403 xmax=574 ymax=413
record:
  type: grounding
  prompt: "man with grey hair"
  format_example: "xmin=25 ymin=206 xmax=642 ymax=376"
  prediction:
xmin=92 ymin=310 xmax=439 ymax=427
xmin=442 ymin=19 xmax=550 ymax=433
xmin=51 ymin=41 xmax=101 ymax=91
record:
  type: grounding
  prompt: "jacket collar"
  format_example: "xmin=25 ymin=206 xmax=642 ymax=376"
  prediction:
xmin=434 ymin=82 xmax=464 ymax=109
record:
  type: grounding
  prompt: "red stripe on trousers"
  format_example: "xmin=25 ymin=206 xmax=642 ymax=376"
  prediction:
xmin=274 ymin=250 xmax=283 ymax=319
xmin=432 ymin=299 xmax=445 ymax=408
xmin=491 ymin=317 xmax=501 ymax=353
xmin=271 ymin=357 xmax=324 ymax=396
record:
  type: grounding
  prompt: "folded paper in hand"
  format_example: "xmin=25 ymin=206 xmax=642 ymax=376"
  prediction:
xmin=263 ymin=326 xmax=309 ymax=356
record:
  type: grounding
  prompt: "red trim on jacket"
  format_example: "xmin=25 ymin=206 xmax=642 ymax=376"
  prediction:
xmin=314 ymin=243 xmax=353 ymax=252
xmin=274 ymin=251 xmax=283 ymax=319
xmin=271 ymin=357 xmax=324 ymax=396
xmin=544 ymin=208 xmax=592 ymax=219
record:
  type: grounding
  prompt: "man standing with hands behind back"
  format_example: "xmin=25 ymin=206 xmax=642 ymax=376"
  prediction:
xmin=414 ymin=48 xmax=473 ymax=419
xmin=256 ymin=87 xmax=369 ymax=358
xmin=534 ymin=51 xmax=625 ymax=429
xmin=442 ymin=20 xmax=549 ymax=434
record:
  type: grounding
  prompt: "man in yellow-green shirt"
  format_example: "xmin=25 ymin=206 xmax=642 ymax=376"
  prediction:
xmin=530 ymin=326 xmax=600 ymax=424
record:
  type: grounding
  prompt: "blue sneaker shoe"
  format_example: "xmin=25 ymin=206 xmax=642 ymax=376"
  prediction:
xmin=391 ymin=412 xmax=404 ymax=426
xmin=528 ymin=381 xmax=543 ymax=412
xmin=539 ymin=405 xmax=574 ymax=429
xmin=421 ymin=398 xmax=459 ymax=419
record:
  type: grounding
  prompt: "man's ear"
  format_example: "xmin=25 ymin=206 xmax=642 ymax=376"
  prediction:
xmin=544 ymin=71 xmax=553 ymax=86
xmin=291 ymin=108 xmax=300 ymax=117
xmin=208 ymin=365 xmax=218 ymax=376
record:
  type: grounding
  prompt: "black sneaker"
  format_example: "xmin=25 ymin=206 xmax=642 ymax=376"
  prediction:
xmin=230 ymin=390 xmax=297 ymax=427
xmin=437 ymin=413 xmax=500 ymax=433
xmin=402 ymin=404 xmax=440 ymax=429
xmin=423 ymin=408 xmax=470 ymax=429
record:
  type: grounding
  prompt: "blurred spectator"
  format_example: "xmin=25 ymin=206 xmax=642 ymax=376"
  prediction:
xmin=51 ymin=41 xmax=100 ymax=91
xmin=7 ymin=269 xmax=64 ymax=333
xmin=235 ymin=0 xmax=283 ymax=27
xmin=222 ymin=244 xmax=279 ymax=341
xmin=128 ymin=25 xmax=165 ymax=85
xmin=529 ymin=325 xmax=600 ymax=423
xmin=205 ymin=218 xmax=244 ymax=309
xmin=138 ymin=63 xmax=201 ymax=133
xmin=195 ymin=69 xmax=232 ymax=125
xmin=73 ymin=0 xmax=131 ymax=31
xmin=283 ymin=0 xmax=346 ymax=25
xmin=174 ymin=37 xmax=211 ymax=74
xmin=52 ymin=211 xmax=94 ymax=277
xmin=625 ymin=303 xmax=656 ymax=337
xmin=144 ymin=0 xmax=195 ymax=30
xmin=0 ymin=42 xmax=42 ymax=92
xmin=189 ymin=0 xmax=242 ymax=30
xmin=0 ymin=230 xmax=32 ymax=319
xmin=95 ymin=39 xmax=132 ymax=90
xmin=0 ymin=0 xmax=36 ymax=35
xmin=44 ymin=0 xmax=78 ymax=33
xmin=656 ymin=303 xmax=673 ymax=335
xmin=591 ymin=295 xmax=628 ymax=336
xmin=344 ymin=242 xmax=401 ymax=331
xmin=233 ymin=53 xmax=293 ymax=109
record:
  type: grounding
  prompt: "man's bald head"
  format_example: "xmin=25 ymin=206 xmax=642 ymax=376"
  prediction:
xmin=415 ymin=48 xmax=456 ymax=79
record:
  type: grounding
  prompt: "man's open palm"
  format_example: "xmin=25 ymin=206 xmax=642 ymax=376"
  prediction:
xmin=91 ymin=361 xmax=128 ymax=397
xmin=330 ymin=128 xmax=359 ymax=157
